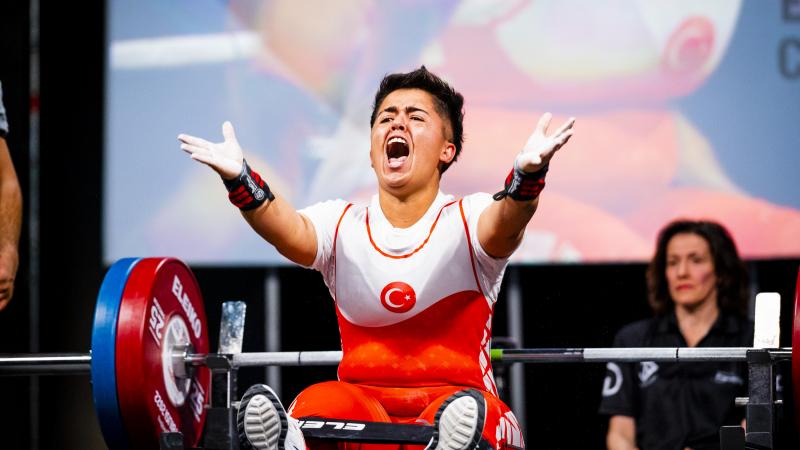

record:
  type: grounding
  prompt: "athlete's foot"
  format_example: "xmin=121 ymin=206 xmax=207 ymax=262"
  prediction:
xmin=236 ymin=384 xmax=306 ymax=450
xmin=427 ymin=389 xmax=487 ymax=450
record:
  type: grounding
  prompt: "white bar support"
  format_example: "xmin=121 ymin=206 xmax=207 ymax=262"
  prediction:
xmin=754 ymin=292 xmax=781 ymax=349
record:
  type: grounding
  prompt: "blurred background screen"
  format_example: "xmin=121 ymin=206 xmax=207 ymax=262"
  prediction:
xmin=104 ymin=0 xmax=800 ymax=265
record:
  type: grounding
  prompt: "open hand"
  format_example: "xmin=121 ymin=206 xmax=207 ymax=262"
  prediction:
xmin=178 ymin=121 xmax=244 ymax=179
xmin=516 ymin=113 xmax=575 ymax=173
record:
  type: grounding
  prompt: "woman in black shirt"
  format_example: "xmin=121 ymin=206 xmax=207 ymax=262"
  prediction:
xmin=600 ymin=220 xmax=751 ymax=450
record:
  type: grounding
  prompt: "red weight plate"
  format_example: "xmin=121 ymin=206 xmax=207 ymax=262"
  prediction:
xmin=116 ymin=258 xmax=211 ymax=449
xmin=793 ymin=267 xmax=800 ymax=430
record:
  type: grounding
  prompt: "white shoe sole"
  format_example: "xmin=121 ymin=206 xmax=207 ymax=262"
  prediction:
xmin=237 ymin=384 xmax=288 ymax=450
xmin=430 ymin=389 xmax=486 ymax=450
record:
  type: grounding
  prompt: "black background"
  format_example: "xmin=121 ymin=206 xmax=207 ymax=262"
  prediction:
xmin=0 ymin=2 xmax=798 ymax=449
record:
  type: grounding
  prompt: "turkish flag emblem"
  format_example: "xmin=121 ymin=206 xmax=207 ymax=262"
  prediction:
xmin=380 ymin=281 xmax=416 ymax=313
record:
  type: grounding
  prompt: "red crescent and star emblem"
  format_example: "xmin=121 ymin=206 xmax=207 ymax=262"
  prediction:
xmin=380 ymin=281 xmax=416 ymax=313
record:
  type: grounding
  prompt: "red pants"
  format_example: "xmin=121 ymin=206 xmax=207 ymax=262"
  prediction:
xmin=287 ymin=381 xmax=524 ymax=450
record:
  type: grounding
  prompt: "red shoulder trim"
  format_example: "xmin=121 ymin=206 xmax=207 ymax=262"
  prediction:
xmin=333 ymin=203 xmax=353 ymax=256
xmin=459 ymin=199 xmax=483 ymax=294
xmin=332 ymin=203 xmax=353 ymax=303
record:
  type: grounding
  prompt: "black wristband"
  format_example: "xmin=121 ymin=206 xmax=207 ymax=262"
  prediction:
xmin=493 ymin=163 xmax=548 ymax=201
xmin=223 ymin=159 xmax=275 ymax=211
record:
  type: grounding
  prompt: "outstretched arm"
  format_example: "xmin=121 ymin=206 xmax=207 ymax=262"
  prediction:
xmin=478 ymin=113 xmax=574 ymax=258
xmin=0 ymin=136 xmax=22 ymax=311
xmin=178 ymin=122 xmax=317 ymax=266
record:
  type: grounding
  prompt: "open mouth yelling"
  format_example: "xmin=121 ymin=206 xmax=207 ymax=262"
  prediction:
xmin=386 ymin=136 xmax=410 ymax=169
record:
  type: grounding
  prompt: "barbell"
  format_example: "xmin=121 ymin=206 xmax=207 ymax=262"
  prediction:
xmin=0 ymin=257 xmax=797 ymax=449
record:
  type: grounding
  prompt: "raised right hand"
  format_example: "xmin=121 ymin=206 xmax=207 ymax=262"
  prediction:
xmin=178 ymin=121 xmax=244 ymax=179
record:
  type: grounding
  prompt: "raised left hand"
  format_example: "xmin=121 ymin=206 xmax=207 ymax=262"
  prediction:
xmin=516 ymin=113 xmax=575 ymax=173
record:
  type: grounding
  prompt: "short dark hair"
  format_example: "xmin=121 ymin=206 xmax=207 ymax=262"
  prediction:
xmin=646 ymin=219 xmax=749 ymax=316
xmin=370 ymin=66 xmax=464 ymax=174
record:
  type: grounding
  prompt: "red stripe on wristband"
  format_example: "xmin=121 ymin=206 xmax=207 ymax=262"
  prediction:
xmin=252 ymin=172 xmax=264 ymax=186
xmin=229 ymin=191 xmax=249 ymax=204
xmin=234 ymin=198 xmax=253 ymax=208
xmin=493 ymin=165 xmax=548 ymax=201
xmin=230 ymin=190 xmax=249 ymax=202
xmin=222 ymin=159 xmax=275 ymax=211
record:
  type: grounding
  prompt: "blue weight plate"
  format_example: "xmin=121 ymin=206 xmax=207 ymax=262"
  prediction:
xmin=91 ymin=258 xmax=141 ymax=450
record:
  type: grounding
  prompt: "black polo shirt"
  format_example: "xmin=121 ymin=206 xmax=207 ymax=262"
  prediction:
xmin=598 ymin=312 xmax=753 ymax=450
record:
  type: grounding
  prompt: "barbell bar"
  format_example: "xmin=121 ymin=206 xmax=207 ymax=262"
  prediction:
xmin=0 ymin=346 xmax=793 ymax=376
xmin=0 ymin=257 xmax=797 ymax=449
xmin=223 ymin=347 xmax=795 ymax=366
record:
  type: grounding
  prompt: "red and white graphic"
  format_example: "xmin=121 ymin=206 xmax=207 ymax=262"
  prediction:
xmin=497 ymin=412 xmax=524 ymax=449
xmin=379 ymin=281 xmax=416 ymax=313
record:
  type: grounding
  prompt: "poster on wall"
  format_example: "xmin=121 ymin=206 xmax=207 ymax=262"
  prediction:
xmin=105 ymin=0 xmax=800 ymax=265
